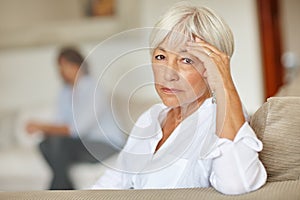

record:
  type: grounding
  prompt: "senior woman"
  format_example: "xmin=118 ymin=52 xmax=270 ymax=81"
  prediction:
xmin=92 ymin=3 xmax=267 ymax=195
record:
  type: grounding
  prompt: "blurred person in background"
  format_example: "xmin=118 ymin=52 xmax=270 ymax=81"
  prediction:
xmin=26 ymin=47 xmax=125 ymax=190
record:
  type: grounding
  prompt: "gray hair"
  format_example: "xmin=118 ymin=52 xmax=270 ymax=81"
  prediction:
xmin=149 ymin=2 xmax=234 ymax=57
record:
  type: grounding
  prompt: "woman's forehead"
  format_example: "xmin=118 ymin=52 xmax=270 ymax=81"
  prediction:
xmin=156 ymin=45 xmax=187 ymax=55
xmin=156 ymin=38 xmax=189 ymax=54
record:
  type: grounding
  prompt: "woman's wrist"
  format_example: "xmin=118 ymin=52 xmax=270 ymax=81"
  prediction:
xmin=212 ymin=78 xmax=245 ymax=140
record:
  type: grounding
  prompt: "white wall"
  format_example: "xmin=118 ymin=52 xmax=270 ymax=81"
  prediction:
xmin=0 ymin=0 xmax=83 ymax=31
xmin=0 ymin=46 xmax=61 ymax=111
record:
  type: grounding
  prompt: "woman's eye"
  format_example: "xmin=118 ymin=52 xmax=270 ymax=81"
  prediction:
xmin=182 ymin=58 xmax=194 ymax=64
xmin=154 ymin=55 xmax=165 ymax=60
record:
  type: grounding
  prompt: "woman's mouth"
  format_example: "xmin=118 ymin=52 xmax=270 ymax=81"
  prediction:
xmin=161 ymin=87 xmax=184 ymax=94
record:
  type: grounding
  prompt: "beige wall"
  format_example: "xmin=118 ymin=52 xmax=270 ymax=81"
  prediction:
xmin=281 ymin=0 xmax=300 ymax=69
xmin=0 ymin=46 xmax=61 ymax=111
xmin=0 ymin=0 xmax=84 ymax=31
xmin=281 ymin=0 xmax=300 ymax=56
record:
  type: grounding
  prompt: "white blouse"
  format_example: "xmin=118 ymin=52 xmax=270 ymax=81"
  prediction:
xmin=92 ymin=98 xmax=267 ymax=195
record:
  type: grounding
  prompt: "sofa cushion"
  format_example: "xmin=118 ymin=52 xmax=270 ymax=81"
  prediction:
xmin=250 ymin=97 xmax=300 ymax=182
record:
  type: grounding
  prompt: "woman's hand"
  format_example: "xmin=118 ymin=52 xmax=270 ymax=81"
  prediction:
xmin=186 ymin=37 xmax=233 ymax=93
xmin=186 ymin=38 xmax=245 ymax=140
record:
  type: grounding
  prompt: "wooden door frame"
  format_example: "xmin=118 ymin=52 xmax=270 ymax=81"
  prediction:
xmin=257 ymin=0 xmax=284 ymax=99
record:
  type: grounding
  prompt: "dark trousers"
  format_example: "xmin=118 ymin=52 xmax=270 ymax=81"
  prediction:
xmin=39 ymin=136 xmax=117 ymax=190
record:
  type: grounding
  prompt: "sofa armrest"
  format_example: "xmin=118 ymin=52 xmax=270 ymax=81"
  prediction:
xmin=1 ymin=180 xmax=299 ymax=200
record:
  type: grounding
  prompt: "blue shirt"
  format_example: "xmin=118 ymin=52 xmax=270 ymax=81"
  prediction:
xmin=55 ymin=75 xmax=126 ymax=147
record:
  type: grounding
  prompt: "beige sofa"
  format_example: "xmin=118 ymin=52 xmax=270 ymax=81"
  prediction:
xmin=1 ymin=96 xmax=300 ymax=199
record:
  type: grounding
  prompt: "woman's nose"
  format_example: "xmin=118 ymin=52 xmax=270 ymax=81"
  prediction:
xmin=163 ymin=64 xmax=180 ymax=81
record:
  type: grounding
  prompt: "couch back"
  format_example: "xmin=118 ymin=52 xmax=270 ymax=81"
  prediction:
xmin=250 ymin=97 xmax=300 ymax=182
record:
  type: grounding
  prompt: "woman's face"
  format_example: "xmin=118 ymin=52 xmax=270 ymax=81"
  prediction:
xmin=152 ymin=41 xmax=210 ymax=108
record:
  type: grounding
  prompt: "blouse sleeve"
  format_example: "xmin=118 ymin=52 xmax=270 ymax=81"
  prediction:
xmin=91 ymin=151 xmax=134 ymax=189
xmin=92 ymin=168 xmax=127 ymax=189
xmin=208 ymin=122 xmax=267 ymax=195
xmin=92 ymin=106 xmax=158 ymax=189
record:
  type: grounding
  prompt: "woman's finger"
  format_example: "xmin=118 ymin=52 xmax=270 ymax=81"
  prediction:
xmin=186 ymin=46 xmax=212 ymax=63
xmin=188 ymin=42 xmax=220 ymax=56
xmin=187 ymin=45 xmax=230 ymax=77
xmin=187 ymin=39 xmax=230 ymax=60
xmin=186 ymin=48 xmax=218 ymax=72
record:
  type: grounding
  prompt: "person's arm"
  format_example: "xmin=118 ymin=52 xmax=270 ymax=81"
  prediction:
xmin=26 ymin=121 xmax=70 ymax=136
xmin=92 ymin=144 xmax=134 ymax=189
xmin=92 ymin=168 xmax=126 ymax=189
xmin=206 ymin=123 xmax=267 ymax=195
xmin=92 ymin=107 xmax=157 ymax=189
xmin=187 ymin=38 xmax=244 ymax=140
xmin=188 ymin=39 xmax=266 ymax=194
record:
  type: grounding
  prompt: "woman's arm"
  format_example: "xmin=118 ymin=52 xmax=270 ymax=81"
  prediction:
xmin=92 ymin=168 xmax=126 ymax=189
xmin=187 ymin=38 xmax=245 ymax=140
xmin=208 ymin=123 xmax=267 ymax=194
xmin=188 ymin=39 xmax=267 ymax=194
xmin=92 ymin=147 xmax=136 ymax=189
